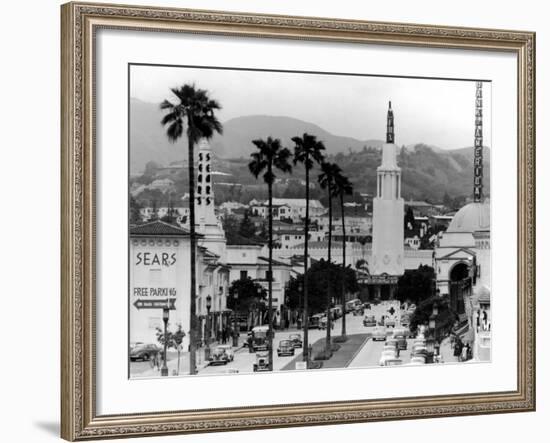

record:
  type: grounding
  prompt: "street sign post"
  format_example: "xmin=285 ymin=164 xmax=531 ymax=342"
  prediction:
xmin=133 ymin=298 xmax=176 ymax=310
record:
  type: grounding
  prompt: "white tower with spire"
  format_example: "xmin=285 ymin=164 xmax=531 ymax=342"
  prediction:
xmin=195 ymin=138 xmax=226 ymax=259
xmin=372 ymin=102 xmax=405 ymax=278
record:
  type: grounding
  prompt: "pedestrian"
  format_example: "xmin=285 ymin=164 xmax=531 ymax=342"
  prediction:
xmin=461 ymin=343 xmax=469 ymax=361
xmin=454 ymin=339 xmax=463 ymax=362
xmin=221 ymin=327 xmax=227 ymax=344
xmin=482 ymin=310 xmax=488 ymax=331
xmin=476 ymin=310 xmax=481 ymax=332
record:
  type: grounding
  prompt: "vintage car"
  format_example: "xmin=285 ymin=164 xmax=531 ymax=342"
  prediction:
xmin=386 ymin=337 xmax=399 ymax=350
xmin=319 ymin=315 xmax=334 ymax=330
xmin=384 ymin=316 xmax=397 ymax=328
xmin=363 ymin=315 xmax=377 ymax=327
xmin=392 ymin=328 xmax=409 ymax=351
xmin=209 ymin=345 xmax=232 ymax=365
xmin=253 ymin=352 xmax=270 ymax=372
xmin=411 ymin=346 xmax=429 ymax=359
xmin=410 ymin=356 xmax=427 ymax=365
xmin=353 ymin=306 xmax=364 ymax=316
xmin=215 ymin=344 xmax=234 ymax=361
xmin=309 ymin=314 xmax=324 ymax=329
xmin=277 ymin=339 xmax=295 ymax=357
xmin=288 ymin=333 xmax=303 ymax=348
xmin=379 ymin=349 xmax=398 ymax=366
xmin=129 ymin=344 xmax=162 ymax=362
xmin=246 ymin=325 xmax=269 ymax=352
xmin=372 ymin=326 xmax=387 ymax=341
xmin=399 ymin=314 xmax=410 ymax=328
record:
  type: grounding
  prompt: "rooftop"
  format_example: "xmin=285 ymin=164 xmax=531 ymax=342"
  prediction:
xmin=447 ymin=201 xmax=490 ymax=233
xmin=130 ymin=220 xmax=193 ymax=236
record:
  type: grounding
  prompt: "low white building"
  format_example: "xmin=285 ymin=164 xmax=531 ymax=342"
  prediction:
xmin=250 ymin=198 xmax=325 ymax=223
xmin=226 ymin=237 xmax=293 ymax=322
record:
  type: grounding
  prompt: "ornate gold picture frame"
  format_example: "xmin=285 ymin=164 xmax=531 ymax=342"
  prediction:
xmin=61 ymin=2 xmax=535 ymax=440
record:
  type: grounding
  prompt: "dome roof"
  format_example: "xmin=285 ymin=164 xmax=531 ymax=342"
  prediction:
xmin=447 ymin=202 xmax=490 ymax=233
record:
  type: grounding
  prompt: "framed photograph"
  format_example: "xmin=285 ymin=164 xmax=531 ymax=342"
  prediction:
xmin=61 ymin=1 xmax=536 ymax=440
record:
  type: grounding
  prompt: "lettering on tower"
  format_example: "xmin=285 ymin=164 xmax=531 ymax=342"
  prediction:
xmin=474 ymin=82 xmax=484 ymax=202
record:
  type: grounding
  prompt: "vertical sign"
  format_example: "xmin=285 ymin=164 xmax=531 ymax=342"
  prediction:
xmin=474 ymin=82 xmax=484 ymax=202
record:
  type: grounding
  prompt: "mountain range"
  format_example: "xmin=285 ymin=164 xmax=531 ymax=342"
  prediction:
xmin=130 ymin=98 xmax=490 ymax=201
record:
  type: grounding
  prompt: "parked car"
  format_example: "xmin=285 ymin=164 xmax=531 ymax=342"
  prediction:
xmin=253 ymin=351 xmax=270 ymax=372
xmin=392 ymin=328 xmax=408 ymax=351
xmin=363 ymin=315 xmax=377 ymax=327
xmin=130 ymin=344 xmax=162 ymax=361
xmin=277 ymin=340 xmax=295 ymax=357
xmin=288 ymin=333 xmax=303 ymax=348
xmin=384 ymin=316 xmax=397 ymax=328
xmin=379 ymin=349 xmax=398 ymax=366
xmin=386 ymin=338 xmax=399 ymax=350
xmin=353 ymin=306 xmax=364 ymax=316
xmin=372 ymin=326 xmax=387 ymax=341
xmin=410 ymin=356 xmax=427 ymax=365
xmin=209 ymin=345 xmax=232 ymax=365
xmin=399 ymin=314 xmax=410 ymax=327
xmin=215 ymin=344 xmax=234 ymax=361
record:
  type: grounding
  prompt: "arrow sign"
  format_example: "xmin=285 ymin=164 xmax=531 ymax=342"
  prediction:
xmin=133 ymin=298 xmax=176 ymax=310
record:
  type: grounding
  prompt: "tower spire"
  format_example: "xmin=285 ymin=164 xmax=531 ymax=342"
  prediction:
xmin=473 ymin=82 xmax=484 ymax=202
xmin=386 ymin=101 xmax=395 ymax=144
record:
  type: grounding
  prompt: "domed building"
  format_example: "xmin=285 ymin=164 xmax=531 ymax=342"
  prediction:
xmin=434 ymin=82 xmax=491 ymax=362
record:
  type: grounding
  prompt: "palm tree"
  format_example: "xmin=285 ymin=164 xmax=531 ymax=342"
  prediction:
xmin=333 ymin=170 xmax=353 ymax=339
xmin=249 ymin=137 xmax=292 ymax=371
xmin=318 ymin=161 xmax=342 ymax=355
xmin=160 ymin=84 xmax=222 ymax=375
xmin=291 ymin=133 xmax=326 ymax=362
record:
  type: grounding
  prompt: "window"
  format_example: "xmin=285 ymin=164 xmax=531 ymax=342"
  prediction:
xmin=240 ymin=270 xmax=248 ymax=280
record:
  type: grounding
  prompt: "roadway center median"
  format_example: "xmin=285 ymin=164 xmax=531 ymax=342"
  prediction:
xmin=281 ymin=334 xmax=370 ymax=371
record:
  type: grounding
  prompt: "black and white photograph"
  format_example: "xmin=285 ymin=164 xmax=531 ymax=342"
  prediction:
xmin=128 ymin=65 xmax=492 ymax=378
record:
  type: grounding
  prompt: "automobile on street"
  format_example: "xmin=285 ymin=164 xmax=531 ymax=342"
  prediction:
xmin=130 ymin=343 xmax=162 ymax=361
xmin=363 ymin=314 xmax=377 ymax=327
xmin=277 ymin=339 xmax=295 ymax=357
xmin=288 ymin=333 xmax=302 ymax=348
xmin=372 ymin=326 xmax=387 ymax=341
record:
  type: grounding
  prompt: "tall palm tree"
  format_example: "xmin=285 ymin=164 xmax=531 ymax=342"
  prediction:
xmin=333 ymin=170 xmax=353 ymax=339
xmin=291 ymin=133 xmax=326 ymax=362
xmin=249 ymin=137 xmax=292 ymax=371
xmin=160 ymin=84 xmax=222 ymax=375
xmin=318 ymin=161 xmax=342 ymax=355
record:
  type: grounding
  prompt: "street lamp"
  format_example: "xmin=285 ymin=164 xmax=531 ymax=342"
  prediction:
xmin=232 ymin=289 xmax=239 ymax=347
xmin=257 ymin=286 xmax=263 ymax=326
xmin=205 ymin=294 xmax=212 ymax=361
xmin=161 ymin=302 xmax=170 ymax=377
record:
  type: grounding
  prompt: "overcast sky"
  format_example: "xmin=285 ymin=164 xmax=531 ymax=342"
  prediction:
xmin=130 ymin=65 xmax=492 ymax=150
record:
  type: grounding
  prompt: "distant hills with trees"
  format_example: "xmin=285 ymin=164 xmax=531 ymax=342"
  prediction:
xmin=130 ymin=98 xmax=490 ymax=205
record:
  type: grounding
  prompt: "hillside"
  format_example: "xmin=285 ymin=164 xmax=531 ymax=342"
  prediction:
xmin=130 ymin=98 xmax=490 ymax=204
xmin=130 ymin=98 xmax=383 ymax=174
